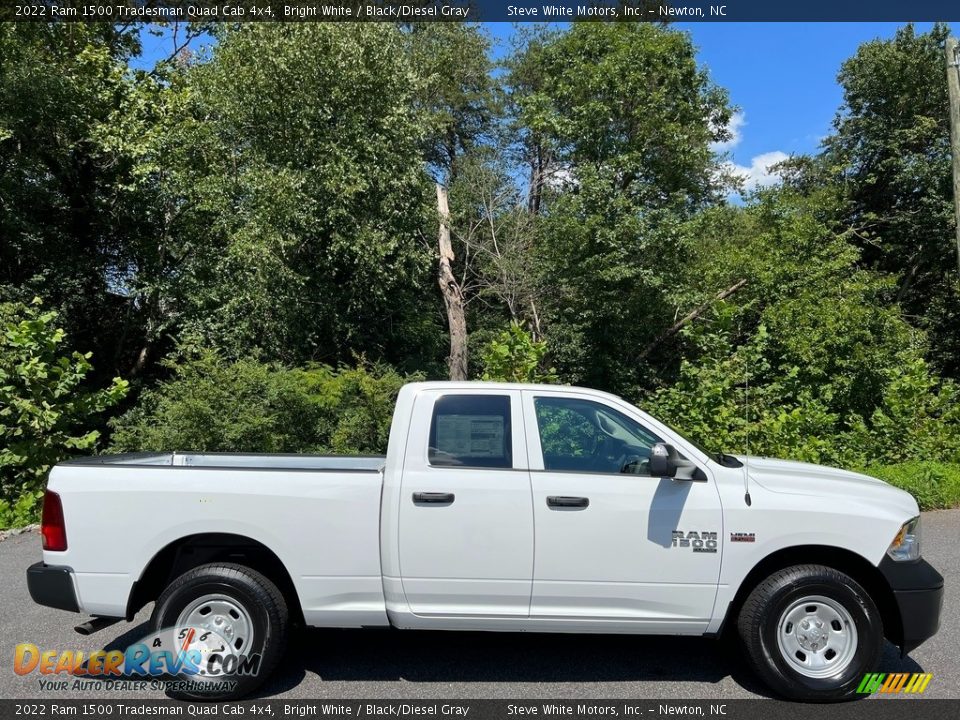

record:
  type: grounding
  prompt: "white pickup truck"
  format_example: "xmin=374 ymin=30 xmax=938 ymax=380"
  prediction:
xmin=28 ymin=382 xmax=942 ymax=701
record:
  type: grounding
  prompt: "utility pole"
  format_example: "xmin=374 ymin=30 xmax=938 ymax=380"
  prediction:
xmin=946 ymin=37 xmax=960 ymax=277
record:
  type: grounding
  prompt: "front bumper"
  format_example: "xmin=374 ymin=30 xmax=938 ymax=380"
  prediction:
xmin=26 ymin=562 xmax=79 ymax=613
xmin=878 ymin=556 xmax=944 ymax=655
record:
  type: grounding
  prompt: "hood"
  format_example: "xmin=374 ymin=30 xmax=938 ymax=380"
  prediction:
xmin=734 ymin=455 xmax=919 ymax=517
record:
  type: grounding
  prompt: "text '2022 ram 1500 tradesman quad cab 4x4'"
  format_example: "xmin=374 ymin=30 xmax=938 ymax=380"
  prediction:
xmin=27 ymin=382 xmax=943 ymax=701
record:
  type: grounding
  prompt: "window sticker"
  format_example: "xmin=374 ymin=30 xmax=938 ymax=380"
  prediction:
xmin=435 ymin=415 xmax=505 ymax=458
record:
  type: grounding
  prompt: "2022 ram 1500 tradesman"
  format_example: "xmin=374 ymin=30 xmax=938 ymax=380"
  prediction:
xmin=27 ymin=382 xmax=943 ymax=701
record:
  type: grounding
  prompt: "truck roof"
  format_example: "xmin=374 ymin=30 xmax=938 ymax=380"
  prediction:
xmin=401 ymin=380 xmax=627 ymax=404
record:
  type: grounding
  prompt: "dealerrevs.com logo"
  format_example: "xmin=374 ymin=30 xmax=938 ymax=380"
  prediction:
xmin=856 ymin=673 xmax=933 ymax=695
xmin=13 ymin=625 xmax=261 ymax=696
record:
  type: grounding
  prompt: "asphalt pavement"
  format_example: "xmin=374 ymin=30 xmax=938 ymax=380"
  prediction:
xmin=1 ymin=511 xmax=957 ymax=700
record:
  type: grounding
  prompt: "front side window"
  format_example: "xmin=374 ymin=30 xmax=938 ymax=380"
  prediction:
xmin=429 ymin=395 xmax=512 ymax=468
xmin=534 ymin=396 xmax=662 ymax=475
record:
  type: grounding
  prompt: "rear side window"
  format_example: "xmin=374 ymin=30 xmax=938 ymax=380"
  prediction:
xmin=429 ymin=395 xmax=512 ymax=468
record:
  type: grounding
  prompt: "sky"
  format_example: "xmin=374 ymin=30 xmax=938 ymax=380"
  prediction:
xmin=483 ymin=21 xmax=941 ymax=193
xmin=139 ymin=21 xmax=942 ymax=194
xmin=677 ymin=22 xmax=938 ymax=190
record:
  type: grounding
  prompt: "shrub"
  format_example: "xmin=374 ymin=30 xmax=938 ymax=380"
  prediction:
xmin=0 ymin=299 xmax=128 ymax=529
xmin=306 ymin=363 xmax=418 ymax=454
xmin=645 ymin=314 xmax=960 ymax=472
xmin=109 ymin=351 xmax=421 ymax=455
xmin=859 ymin=462 xmax=960 ymax=511
xmin=479 ymin=322 xmax=558 ymax=384
xmin=846 ymin=359 xmax=960 ymax=466
xmin=645 ymin=324 xmax=850 ymax=466
xmin=0 ymin=493 xmax=40 ymax=529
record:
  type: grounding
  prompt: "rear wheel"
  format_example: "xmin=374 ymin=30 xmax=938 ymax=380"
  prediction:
xmin=150 ymin=563 xmax=288 ymax=700
xmin=737 ymin=564 xmax=883 ymax=701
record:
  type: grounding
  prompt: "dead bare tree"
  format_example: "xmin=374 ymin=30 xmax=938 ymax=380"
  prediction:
xmin=450 ymin=161 xmax=546 ymax=340
xmin=436 ymin=183 xmax=469 ymax=380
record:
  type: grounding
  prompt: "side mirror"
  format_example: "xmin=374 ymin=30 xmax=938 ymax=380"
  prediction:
xmin=649 ymin=443 xmax=678 ymax=478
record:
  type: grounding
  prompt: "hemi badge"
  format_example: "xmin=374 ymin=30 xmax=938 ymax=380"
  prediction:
xmin=730 ymin=532 xmax=756 ymax=543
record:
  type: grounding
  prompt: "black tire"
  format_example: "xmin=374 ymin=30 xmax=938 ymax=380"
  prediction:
xmin=150 ymin=563 xmax=288 ymax=700
xmin=737 ymin=564 xmax=883 ymax=702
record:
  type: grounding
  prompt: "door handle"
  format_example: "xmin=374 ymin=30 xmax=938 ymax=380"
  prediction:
xmin=413 ymin=492 xmax=455 ymax=506
xmin=546 ymin=495 xmax=589 ymax=509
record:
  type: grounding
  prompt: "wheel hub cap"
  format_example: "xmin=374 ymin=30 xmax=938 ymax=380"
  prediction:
xmin=796 ymin=618 xmax=830 ymax=651
xmin=174 ymin=594 xmax=255 ymax=676
xmin=776 ymin=595 xmax=858 ymax=679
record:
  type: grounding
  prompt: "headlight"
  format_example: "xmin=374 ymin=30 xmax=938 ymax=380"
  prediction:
xmin=887 ymin=516 xmax=921 ymax=561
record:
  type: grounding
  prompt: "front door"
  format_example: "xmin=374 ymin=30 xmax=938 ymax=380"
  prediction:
xmin=522 ymin=390 xmax=723 ymax=632
xmin=398 ymin=389 xmax=533 ymax=616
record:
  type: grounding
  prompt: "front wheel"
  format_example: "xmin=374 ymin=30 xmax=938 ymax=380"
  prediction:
xmin=150 ymin=563 xmax=288 ymax=700
xmin=737 ymin=564 xmax=883 ymax=701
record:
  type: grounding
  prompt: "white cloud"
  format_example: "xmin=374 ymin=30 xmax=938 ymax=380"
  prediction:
xmin=710 ymin=111 xmax=746 ymax=153
xmin=710 ymin=110 xmax=787 ymax=193
xmin=725 ymin=150 xmax=789 ymax=192
xmin=545 ymin=164 xmax=574 ymax=189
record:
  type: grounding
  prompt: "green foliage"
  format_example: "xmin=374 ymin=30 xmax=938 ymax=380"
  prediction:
xmin=304 ymin=362 xmax=423 ymax=455
xmin=0 ymin=24 xmax=147 ymax=378
xmin=820 ymin=24 xmax=960 ymax=377
xmin=110 ymin=352 xmax=420 ymax=456
xmin=168 ymin=24 xmax=441 ymax=369
xmin=847 ymin=359 xmax=960 ymax=466
xmin=479 ymin=322 xmax=557 ymax=383
xmin=648 ymin=323 xmax=844 ymax=465
xmin=535 ymin=404 xmax=597 ymax=458
xmin=511 ymin=23 xmax=730 ymax=206
xmin=858 ymin=463 xmax=960 ymax=511
xmin=4 ymin=22 xmax=960 ymax=526
xmin=644 ymin=184 xmax=960 ymax=470
xmin=647 ymin=316 xmax=960 ymax=471
xmin=110 ymin=351 xmax=314 ymax=454
xmin=506 ymin=22 xmax=733 ymax=394
xmin=630 ymin=24 xmax=960 ymax=487
xmin=0 ymin=491 xmax=41 ymax=530
xmin=406 ymin=23 xmax=496 ymax=178
xmin=0 ymin=299 xmax=128 ymax=527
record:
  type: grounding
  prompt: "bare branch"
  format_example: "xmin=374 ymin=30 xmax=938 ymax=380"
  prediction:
xmin=638 ymin=279 xmax=749 ymax=361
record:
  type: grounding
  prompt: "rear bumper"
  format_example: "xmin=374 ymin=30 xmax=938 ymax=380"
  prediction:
xmin=26 ymin=562 xmax=79 ymax=613
xmin=878 ymin=556 xmax=944 ymax=655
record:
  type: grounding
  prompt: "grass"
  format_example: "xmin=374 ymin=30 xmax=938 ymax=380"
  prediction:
xmin=858 ymin=462 xmax=960 ymax=511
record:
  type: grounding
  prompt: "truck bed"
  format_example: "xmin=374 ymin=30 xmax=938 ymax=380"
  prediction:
xmin=61 ymin=452 xmax=385 ymax=472
xmin=47 ymin=451 xmax=389 ymax=627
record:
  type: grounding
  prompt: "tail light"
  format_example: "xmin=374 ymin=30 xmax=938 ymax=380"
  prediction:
xmin=41 ymin=490 xmax=67 ymax=551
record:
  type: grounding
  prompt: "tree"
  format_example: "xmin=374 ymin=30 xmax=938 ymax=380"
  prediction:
xmin=820 ymin=24 xmax=960 ymax=376
xmin=406 ymin=23 xmax=498 ymax=379
xmin=436 ymin=183 xmax=468 ymax=379
xmin=165 ymin=24 xmax=442 ymax=371
xmin=0 ymin=24 xmax=148 ymax=380
xmin=646 ymin=186 xmax=934 ymax=467
xmin=507 ymin=23 xmax=733 ymax=395
xmin=503 ymin=25 xmax=560 ymax=216
xmin=448 ymin=151 xmax=546 ymax=338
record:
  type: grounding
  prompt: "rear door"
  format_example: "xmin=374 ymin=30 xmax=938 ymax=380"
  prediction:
xmin=522 ymin=390 xmax=723 ymax=632
xmin=397 ymin=389 xmax=533 ymax=616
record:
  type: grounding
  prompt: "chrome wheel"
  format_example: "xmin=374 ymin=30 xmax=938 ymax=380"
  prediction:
xmin=776 ymin=595 xmax=858 ymax=679
xmin=176 ymin=594 xmax=255 ymax=659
